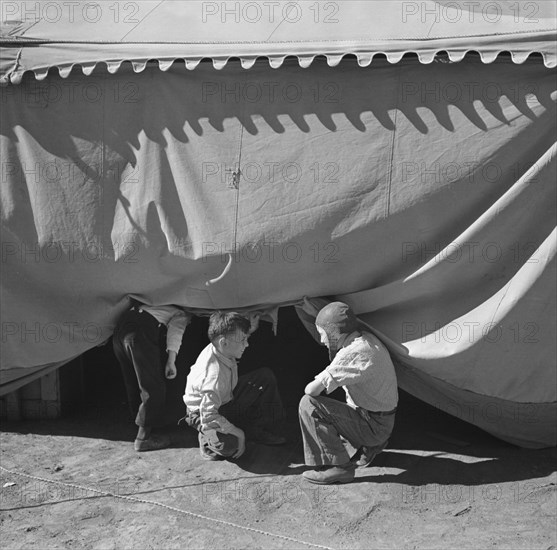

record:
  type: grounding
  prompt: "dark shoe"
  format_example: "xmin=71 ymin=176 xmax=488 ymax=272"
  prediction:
xmin=250 ymin=430 xmax=286 ymax=446
xmin=302 ymin=464 xmax=355 ymax=485
xmin=134 ymin=434 xmax=171 ymax=452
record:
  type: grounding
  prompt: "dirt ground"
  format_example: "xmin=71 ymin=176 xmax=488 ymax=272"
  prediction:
xmin=1 ymin=391 xmax=555 ymax=550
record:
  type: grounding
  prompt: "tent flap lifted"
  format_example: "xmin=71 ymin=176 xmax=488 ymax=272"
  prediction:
xmin=1 ymin=1 xmax=556 ymax=449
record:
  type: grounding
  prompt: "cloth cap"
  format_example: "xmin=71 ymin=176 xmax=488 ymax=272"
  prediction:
xmin=315 ymin=302 xmax=359 ymax=336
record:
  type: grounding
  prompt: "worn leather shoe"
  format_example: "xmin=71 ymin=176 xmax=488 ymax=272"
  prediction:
xmin=302 ymin=464 xmax=356 ymax=485
xmin=134 ymin=434 xmax=171 ymax=452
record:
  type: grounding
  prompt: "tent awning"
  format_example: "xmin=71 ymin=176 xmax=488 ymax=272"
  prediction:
xmin=1 ymin=0 xmax=556 ymax=83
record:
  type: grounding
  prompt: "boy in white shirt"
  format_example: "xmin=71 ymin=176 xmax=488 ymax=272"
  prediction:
xmin=299 ymin=302 xmax=398 ymax=484
xmin=184 ymin=312 xmax=285 ymax=460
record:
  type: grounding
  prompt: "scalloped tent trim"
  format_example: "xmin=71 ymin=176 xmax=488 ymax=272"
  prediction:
xmin=1 ymin=0 xmax=555 ymax=84
xmin=1 ymin=48 xmax=555 ymax=85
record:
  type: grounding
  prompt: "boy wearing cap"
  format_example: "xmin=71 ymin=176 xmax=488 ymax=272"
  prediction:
xmin=299 ymin=302 xmax=398 ymax=484
xmin=184 ymin=311 xmax=285 ymax=461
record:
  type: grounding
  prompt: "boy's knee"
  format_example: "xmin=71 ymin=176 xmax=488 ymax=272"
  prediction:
xmin=246 ymin=367 xmax=278 ymax=390
xmin=299 ymin=394 xmax=320 ymax=416
xmin=254 ymin=367 xmax=276 ymax=383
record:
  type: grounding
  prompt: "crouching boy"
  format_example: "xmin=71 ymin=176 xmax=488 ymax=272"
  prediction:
xmin=299 ymin=302 xmax=398 ymax=484
xmin=183 ymin=312 xmax=285 ymax=460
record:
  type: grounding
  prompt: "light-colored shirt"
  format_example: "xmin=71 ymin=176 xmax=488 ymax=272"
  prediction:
xmin=183 ymin=343 xmax=238 ymax=434
xmin=139 ymin=304 xmax=191 ymax=354
xmin=315 ymin=331 xmax=398 ymax=412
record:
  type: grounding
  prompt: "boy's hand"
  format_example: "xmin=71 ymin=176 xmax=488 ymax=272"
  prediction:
xmin=165 ymin=358 xmax=177 ymax=379
xmin=231 ymin=427 xmax=246 ymax=458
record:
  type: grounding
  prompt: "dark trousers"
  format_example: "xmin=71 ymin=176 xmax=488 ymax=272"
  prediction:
xmin=298 ymin=394 xmax=395 ymax=466
xmin=112 ymin=307 xmax=168 ymax=428
xmin=186 ymin=367 xmax=284 ymax=457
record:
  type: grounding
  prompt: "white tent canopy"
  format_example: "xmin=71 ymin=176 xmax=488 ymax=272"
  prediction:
xmin=1 ymin=1 xmax=556 ymax=448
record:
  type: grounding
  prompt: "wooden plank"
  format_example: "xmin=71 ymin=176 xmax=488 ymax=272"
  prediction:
xmin=1 ymin=358 xmax=82 ymax=420
xmin=40 ymin=371 xmax=59 ymax=401
xmin=19 ymin=378 xmax=41 ymax=399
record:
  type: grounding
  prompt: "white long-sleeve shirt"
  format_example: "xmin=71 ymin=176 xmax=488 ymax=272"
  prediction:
xmin=183 ymin=343 xmax=238 ymax=434
xmin=315 ymin=331 xmax=398 ymax=412
xmin=139 ymin=304 xmax=191 ymax=354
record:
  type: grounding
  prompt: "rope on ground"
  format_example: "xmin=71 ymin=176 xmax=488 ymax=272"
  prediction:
xmin=0 ymin=465 xmax=335 ymax=550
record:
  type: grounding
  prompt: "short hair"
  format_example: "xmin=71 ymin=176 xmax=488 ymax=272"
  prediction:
xmin=208 ymin=312 xmax=251 ymax=342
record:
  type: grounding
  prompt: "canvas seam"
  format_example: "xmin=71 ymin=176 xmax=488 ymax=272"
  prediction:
xmin=385 ymin=64 xmax=401 ymax=218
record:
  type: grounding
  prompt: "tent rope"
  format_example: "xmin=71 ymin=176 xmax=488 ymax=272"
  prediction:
xmin=231 ymin=123 xmax=245 ymax=254
xmin=0 ymin=465 xmax=335 ymax=550
xmin=205 ymin=124 xmax=244 ymax=287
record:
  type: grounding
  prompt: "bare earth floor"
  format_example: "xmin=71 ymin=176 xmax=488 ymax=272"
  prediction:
xmin=1 ymin=393 xmax=555 ymax=550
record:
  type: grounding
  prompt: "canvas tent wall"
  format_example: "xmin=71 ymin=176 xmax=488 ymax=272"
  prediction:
xmin=1 ymin=1 xmax=556 ymax=448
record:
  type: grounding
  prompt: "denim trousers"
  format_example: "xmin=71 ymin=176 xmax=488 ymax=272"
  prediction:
xmin=298 ymin=394 xmax=395 ymax=466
